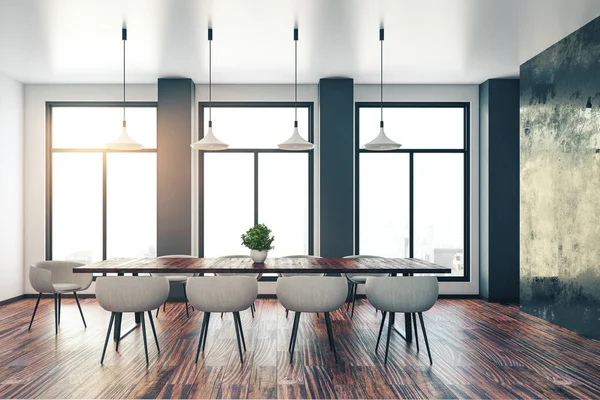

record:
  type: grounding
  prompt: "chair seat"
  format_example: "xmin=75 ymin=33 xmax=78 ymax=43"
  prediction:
xmin=164 ymin=275 xmax=189 ymax=283
xmin=53 ymin=283 xmax=82 ymax=292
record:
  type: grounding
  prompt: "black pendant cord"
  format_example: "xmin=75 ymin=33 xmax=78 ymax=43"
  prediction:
xmin=209 ymin=30 xmax=212 ymax=126
xmin=123 ymin=28 xmax=127 ymax=122
xmin=294 ymin=28 xmax=298 ymax=128
xmin=380 ymin=28 xmax=383 ymax=126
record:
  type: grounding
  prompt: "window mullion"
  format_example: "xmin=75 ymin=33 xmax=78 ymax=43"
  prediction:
xmin=102 ymin=151 xmax=107 ymax=261
xmin=409 ymin=152 xmax=414 ymax=258
xmin=254 ymin=152 xmax=259 ymax=226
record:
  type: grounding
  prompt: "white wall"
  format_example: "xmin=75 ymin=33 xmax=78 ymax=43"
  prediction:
xmin=23 ymin=83 xmax=478 ymax=295
xmin=0 ymin=72 xmax=24 ymax=301
xmin=23 ymin=84 xmax=157 ymax=294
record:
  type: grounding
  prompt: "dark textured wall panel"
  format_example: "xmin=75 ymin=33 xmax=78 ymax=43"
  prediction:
xmin=520 ymin=17 xmax=600 ymax=339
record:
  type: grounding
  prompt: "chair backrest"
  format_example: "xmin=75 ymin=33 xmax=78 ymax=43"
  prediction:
xmin=280 ymin=255 xmax=323 ymax=277
xmin=152 ymin=255 xmax=197 ymax=277
xmin=366 ymin=276 xmax=439 ymax=313
xmin=342 ymin=255 xmax=389 ymax=278
xmin=186 ymin=276 xmax=258 ymax=312
xmin=276 ymin=276 xmax=348 ymax=312
xmin=30 ymin=261 xmax=92 ymax=293
xmin=96 ymin=276 xmax=169 ymax=313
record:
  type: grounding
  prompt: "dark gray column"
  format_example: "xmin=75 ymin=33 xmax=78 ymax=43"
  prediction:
xmin=157 ymin=78 xmax=194 ymax=257
xmin=319 ymin=78 xmax=354 ymax=257
xmin=479 ymin=79 xmax=520 ymax=303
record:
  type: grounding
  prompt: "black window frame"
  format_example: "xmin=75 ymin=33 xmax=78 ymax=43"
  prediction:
xmin=45 ymin=101 xmax=158 ymax=262
xmin=355 ymin=102 xmax=471 ymax=282
xmin=198 ymin=101 xmax=315 ymax=281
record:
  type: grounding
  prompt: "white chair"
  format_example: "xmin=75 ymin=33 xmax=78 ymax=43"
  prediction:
xmin=96 ymin=276 xmax=169 ymax=365
xmin=214 ymin=255 xmax=261 ymax=317
xmin=152 ymin=255 xmax=196 ymax=318
xmin=279 ymin=255 xmax=324 ymax=318
xmin=276 ymin=276 xmax=347 ymax=363
xmin=186 ymin=276 xmax=258 ymax=364
xmin=366 ymin=276 xmax=439 ymax=364
xmin=343 ymin=255 xmax=390 ymax=319
xmin=28 ymin=261 xmax=92 ymax=334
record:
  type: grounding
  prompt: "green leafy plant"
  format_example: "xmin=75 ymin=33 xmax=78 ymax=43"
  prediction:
xmin=241 ymin=224 xmax=275 ymax=251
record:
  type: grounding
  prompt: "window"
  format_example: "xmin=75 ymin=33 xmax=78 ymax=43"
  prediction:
xmin=356 ymin=103 xmax=470 ymax=280
xmin=47 ymin=103 xmax=158 ymax=265
xmin=199 ymin=103 xmax=313 ymax=266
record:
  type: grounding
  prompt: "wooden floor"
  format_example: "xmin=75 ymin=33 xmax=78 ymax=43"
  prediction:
xmin=0 ymin=298 xmax=599 ymax=399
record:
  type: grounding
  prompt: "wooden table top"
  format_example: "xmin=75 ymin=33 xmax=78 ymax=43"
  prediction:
xmin=74 ymin=257 xmax=451 ymax=275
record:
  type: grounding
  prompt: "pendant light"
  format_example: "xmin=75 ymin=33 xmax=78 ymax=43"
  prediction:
xmin=278 ymin=28 xmax=315 ymax=151
xmin=363 ymin=28 xmax=401 ymax=151
xmin=191 ymin=28 xmax=228 ymax=151
xmin=106 ymin=28 xmax=143 ymax=151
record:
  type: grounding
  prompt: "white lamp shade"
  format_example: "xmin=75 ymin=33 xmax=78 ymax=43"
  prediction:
xmin=278 ymin=127 xmax=315 ymax=151
xmin=105 ymin=124 xmax=143 ymax=150
xmin=191 ymin=126 xmax=229 ymax=151
xmin=363 ymin=127 xmax=401 ymax=151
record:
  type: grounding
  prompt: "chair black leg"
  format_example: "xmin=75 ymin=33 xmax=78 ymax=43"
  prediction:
xmin=182 ymin=283 xmax=190 ymax=319
xmin=101 ymin=312 xmax=115 ymax=364
xmin=346 ymin=284 xmax=354 ymax=311
xmin=115 ymin=313 xmax=122 ymax=351
xmin=418 ymin=312 xmax=432 ymax=365
xmin=54 ymin=294 xmax=58 ymax=334
xmin=232 ymin=312 xmax=244 ymax=364
xmin=350 ymin=284 xmax=358 ymax=319
xmin=290 ymin=312 xmax=301 ymax=363
xmin=289 ymin=311 xmax=300 ymax=353
xmin=234 ymin=312 xmax=246 ymax=352
xmin=384 ymin=312 xmax=394 ymax=364
xmin=57 ymin=293 xmax=62 ymax=324
xmin=375 ymin=311 xmax=387 ymax=353
xmin=324 ymin=312 xmax=338 ymax=363
xmin=202 ymin=312 xmax=211 ymax=352
xmin=285 ymin=309 xmax=289 ymax=319
xmin=412 ymin=313 xmax=419 ymax=353
xmin=221 ymin=312 xmax=224 ymax=318
xmin=196 ymin=312 xmax=209 ymax=363
xmin=73 ymin=292 xmax=87 ymax=328
xmin=141 ymin=313 xmax=149 ymax=365
xmin=28 ymin=293 xmax=42 ymax=330
xmin=163 ymin=302 xmax=166 ymax=312
xmin=147 ymin=311 xmax=160 ymax=352
xmin=250 ymin=305 xmax=254 ymax=318
xmin=156 ymin=305 xmax=160 ymax=318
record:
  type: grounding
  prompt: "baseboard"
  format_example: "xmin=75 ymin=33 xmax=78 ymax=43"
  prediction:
xmin=0 ymin=294 xmax=26 ymax=306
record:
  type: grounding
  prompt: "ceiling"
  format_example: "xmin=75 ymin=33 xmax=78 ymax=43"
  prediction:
xmin=1 ymin=0 xmax=600 ymax=84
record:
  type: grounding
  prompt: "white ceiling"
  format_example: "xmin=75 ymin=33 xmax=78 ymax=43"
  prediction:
xmin=1 ymin=0 xmax=600 ymax=84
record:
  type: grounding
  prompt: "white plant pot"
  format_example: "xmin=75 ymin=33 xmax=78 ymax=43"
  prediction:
xmin=251 ymin=250 xmax=268 ymax=263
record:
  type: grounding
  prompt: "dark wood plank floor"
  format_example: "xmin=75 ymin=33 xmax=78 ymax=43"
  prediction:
xmin=0 ymin=297 xmax=599 ymax=399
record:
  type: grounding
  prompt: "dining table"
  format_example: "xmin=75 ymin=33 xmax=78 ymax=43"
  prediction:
xmin=74 ymin=256 xmax=451 ymax=344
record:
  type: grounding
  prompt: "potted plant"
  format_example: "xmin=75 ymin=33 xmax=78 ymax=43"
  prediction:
xmin=241 ymin=223 xmax=275 ymax=263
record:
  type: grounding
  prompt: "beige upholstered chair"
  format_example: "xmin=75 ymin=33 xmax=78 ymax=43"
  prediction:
xmin=342 ymin=255 xmax=389 ymax=319
xmin=366 ymin=276 xmax=439 ymax=364
xmin=152 ymin=255 xmax=197 ymax=318
xmin=276 ymin=276 xmax=347 ymax=363
xmin=187 ymin=276 xmax=258 ymax=364
xmin=96 ymin=276 xmax=169 ymax=364
xmin=28 ymin=261 xmax=92 ymax=334
xmin=214 ymin=255 xmax=261 ymax=317
xmin=279 ymin=255 xmax=324 ymax=318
